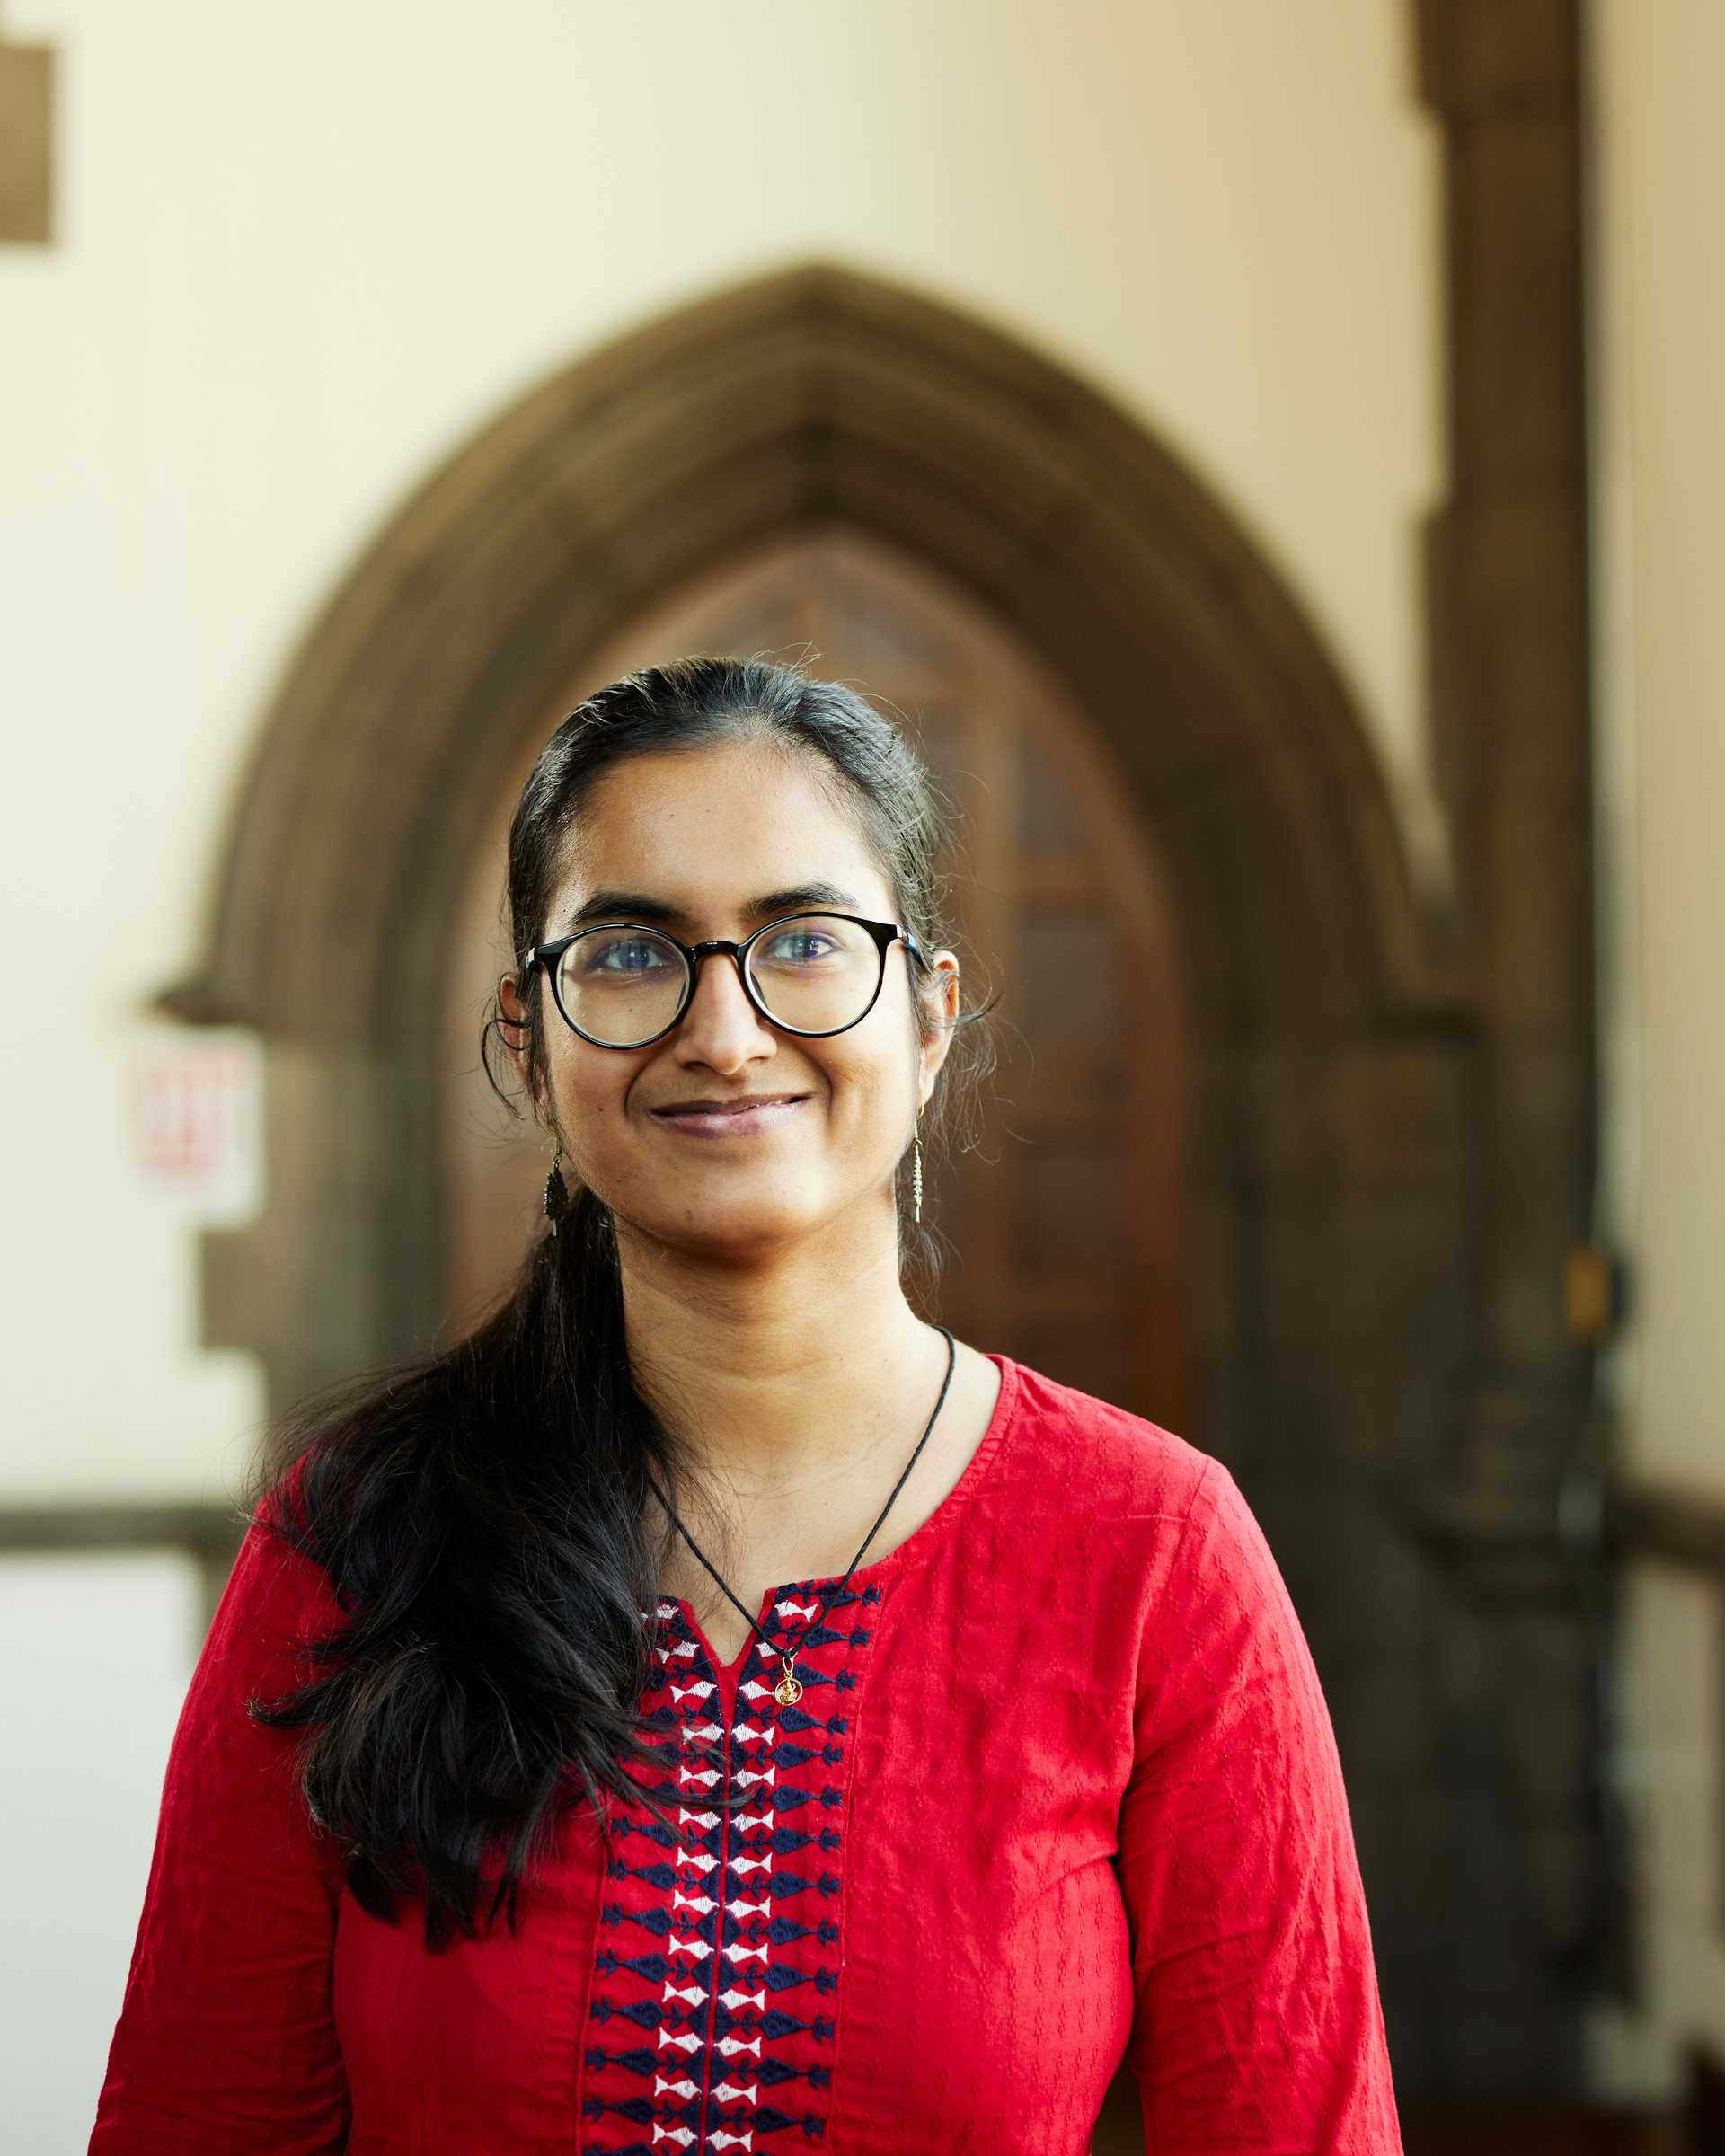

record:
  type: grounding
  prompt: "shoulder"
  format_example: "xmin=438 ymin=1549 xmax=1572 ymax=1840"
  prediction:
xmin=988 ymin=1355 xmax=1295 ymax=1640
xmin=995 ymin=1353 xmax=1220 ymax=1532
xmin=983 ymin=1358 xmax=1299 ymax=1719
xmin=213 ymin=1450 xmax=349 ymax=1676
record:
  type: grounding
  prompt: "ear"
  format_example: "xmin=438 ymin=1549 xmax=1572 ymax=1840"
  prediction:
xmin=497 ymin=972 xmax=535 ymax=1096
xmin=915 ymin=950 xmax=961 ymax=1110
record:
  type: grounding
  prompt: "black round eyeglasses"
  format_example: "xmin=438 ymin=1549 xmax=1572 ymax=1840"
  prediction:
xmin=523 ymin=911 xmax=926 ymax=1051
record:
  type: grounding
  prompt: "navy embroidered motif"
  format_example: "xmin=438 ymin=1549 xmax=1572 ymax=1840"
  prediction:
xmin=578 ymin=1582 xmax=879 ymax=2152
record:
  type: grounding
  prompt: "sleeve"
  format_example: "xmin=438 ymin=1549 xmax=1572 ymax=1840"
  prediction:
xmin=87 ymin=1485 xmax=354 ymax=2154
xmin=1116 ymin=1458 xmax=1405 ymax=2155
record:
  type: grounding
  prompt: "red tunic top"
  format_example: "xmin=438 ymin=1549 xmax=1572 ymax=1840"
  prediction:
xmin=89 ymin=1351 xmax=1404 ymax=2153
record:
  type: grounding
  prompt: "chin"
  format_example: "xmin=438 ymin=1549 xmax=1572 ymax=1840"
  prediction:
xmin=621 ymin=1184 xmax=831 ymax=1258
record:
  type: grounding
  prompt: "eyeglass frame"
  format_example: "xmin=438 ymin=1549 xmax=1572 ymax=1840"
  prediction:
xmin=522 ymin=910 xmax=928 ymax=1051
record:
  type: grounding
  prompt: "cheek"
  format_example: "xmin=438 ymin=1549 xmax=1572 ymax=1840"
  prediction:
xmin=818 ymin=1048 xmax=914 ymax=1141
xmin=552 ymin=1053 xmax=638 ymax=1150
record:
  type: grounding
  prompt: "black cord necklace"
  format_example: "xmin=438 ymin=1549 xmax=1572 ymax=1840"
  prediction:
xmin=641 ymin=1325 xmax=958 ymax=1708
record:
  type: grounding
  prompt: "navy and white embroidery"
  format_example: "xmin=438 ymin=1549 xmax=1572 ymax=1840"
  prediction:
xmin=579 ymin=1583 xmax=879 ymax=2152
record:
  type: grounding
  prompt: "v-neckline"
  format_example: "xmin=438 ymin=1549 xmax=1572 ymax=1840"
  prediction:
xmin=660 ymin=1349 xmax=1018 ymax=1696
xmin=676 ymin=1579 xmax=801 ymax=1679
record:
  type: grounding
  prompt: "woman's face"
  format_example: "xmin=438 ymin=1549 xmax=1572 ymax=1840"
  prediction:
xmin=509 ymin=738 xmax=959 ymax=1261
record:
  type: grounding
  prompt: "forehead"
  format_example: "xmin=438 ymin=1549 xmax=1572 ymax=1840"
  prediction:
xmin=553 ymin=740 xmax=894 ymax=926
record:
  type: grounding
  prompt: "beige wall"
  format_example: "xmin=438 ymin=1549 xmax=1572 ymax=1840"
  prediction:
xmin=1587 ymin=0 xmax=1725 ymax=2083
xmin=0 ymin=0 xmax=1441 ymax=1503
xmin=1590 ymin=0 xmax=1725 ymax=1504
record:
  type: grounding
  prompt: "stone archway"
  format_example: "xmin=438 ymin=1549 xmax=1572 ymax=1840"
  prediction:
xmin=158 ymin=261 xmax=1449 ymax=1386
xmin=155 ymin=238 xmax=1591 ymax=2096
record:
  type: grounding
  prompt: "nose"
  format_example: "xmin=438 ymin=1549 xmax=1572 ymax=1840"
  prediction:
xmin=671 ymin=946 xmax=777 ymax=1068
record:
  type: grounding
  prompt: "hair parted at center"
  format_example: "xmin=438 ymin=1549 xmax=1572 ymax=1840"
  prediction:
xmin=240 ymin=653 xmax=1001 ymax=1951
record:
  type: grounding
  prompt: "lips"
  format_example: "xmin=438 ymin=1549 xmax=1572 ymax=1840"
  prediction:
xmin=650 ymin=1095 xmax=809 ymax=1137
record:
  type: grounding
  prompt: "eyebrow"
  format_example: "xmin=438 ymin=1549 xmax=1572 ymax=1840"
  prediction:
xmin=562 ymin=880 xmax=867 ymax=934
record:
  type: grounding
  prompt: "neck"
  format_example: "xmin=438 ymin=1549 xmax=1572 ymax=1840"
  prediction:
xmin=615 ymin=1215 xmax=945 ymax=1503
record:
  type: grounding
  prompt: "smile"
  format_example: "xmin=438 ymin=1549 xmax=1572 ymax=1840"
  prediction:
xmin=649 ymin=1098 xmax=809 ymax=1138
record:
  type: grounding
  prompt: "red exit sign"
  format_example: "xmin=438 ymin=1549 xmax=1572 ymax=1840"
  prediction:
xmin=128 ymin=1029 xmax=262 ymax=1220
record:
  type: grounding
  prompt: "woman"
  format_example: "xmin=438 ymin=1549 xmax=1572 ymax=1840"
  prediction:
xmin=90 ymin=656 xmax=1404 ymax=2153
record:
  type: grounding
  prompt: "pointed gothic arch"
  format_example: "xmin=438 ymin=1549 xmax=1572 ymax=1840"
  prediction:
xmin=158 ymin=260 xmax=1457 ymax=1391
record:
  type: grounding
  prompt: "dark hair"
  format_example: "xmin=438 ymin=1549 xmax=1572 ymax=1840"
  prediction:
xmin=241 ymin=654 xmax=999 ymax=1950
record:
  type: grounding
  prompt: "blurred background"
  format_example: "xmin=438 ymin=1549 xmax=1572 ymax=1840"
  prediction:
xmin=2 ymin=1 xmax=1720 ymax=2148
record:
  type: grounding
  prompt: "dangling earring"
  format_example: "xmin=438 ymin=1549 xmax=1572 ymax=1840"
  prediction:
xmin=543 ymin=1130 xmax=570 ymax=1234
xmin=911 ymin=1117 xmax=924 ymax=1225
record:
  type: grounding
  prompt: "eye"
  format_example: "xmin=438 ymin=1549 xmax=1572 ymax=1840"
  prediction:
xmin=572 ymin=931 xmax=675 ymax=977
xmin=761 ymin=927 xmax=838 ymax=965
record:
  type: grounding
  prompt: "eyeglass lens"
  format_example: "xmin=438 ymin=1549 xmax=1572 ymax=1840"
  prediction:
xmin=556 ymin=913 xmax=882 ymax=1047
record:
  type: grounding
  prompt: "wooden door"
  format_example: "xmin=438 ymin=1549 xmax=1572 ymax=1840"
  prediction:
xmin=440 ymin=522 xmax=1192 ymax=1432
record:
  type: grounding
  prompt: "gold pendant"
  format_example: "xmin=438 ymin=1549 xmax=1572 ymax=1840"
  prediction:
xmin=773 ymin=1655 xmax=803 ymax=1706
